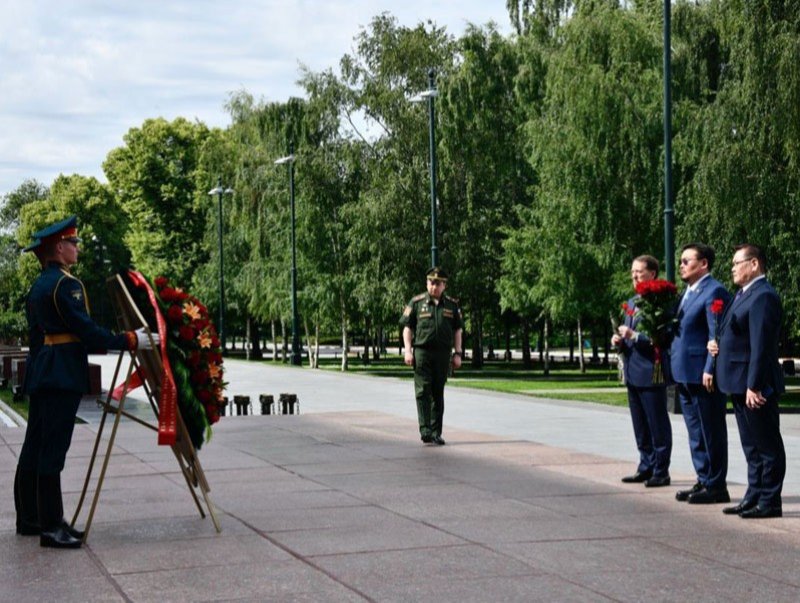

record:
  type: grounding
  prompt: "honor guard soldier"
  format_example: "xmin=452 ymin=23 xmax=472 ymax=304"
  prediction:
xmin=14 ymin=216 xmax=158 ymax=549
xmin=400 ymin=267 xmax=463 ymax=445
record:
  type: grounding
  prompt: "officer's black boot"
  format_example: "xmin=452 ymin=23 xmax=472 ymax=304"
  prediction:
xmin=38 ymin=473 xmax=82 ymax=549
xmin=15 ymin=466 xmax=40 ymax=536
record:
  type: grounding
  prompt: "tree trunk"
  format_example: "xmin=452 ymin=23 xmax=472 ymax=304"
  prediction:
xmin=280 ymin=320 xmax=288 ymax=363
xmin=521 ymin=318 xmax=532 ymax=369
xmin=303 ymin=318 xmax=319 ymax=369
xmin=363 ymin=316 xmax=371 ymax=365
xmin=340 ymin=319 xmax=349 ymax=371
xmin=569 ymin=327 xmax=575 ymax=363
xmin=543 ymin=317 xmax=550 ymax=376
xmin=504 ymin=318 xmax=512 ymax=362
xmin=270 ymin=320 xmax=278 ymax=362
xmin=471 ymin=305 xmax=484 ymax=368
xmin=247 ymin=315 xmax=262 ymax=361
xmin=537 ymin=320 xmax=544 ymax=364
xmin=577 ymin=318 xmax=586 ymax=374
xmin=603 ymin=320 xmax=609 ymax=367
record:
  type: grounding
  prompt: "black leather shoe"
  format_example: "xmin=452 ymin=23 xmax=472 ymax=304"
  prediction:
xmin=40 ymin=526 xmax=82 ymax=549
xmin=644 ymin=476 xmax=671 ymax=488
xmin=421 ymin=435 xmax=433 ymax=443
xmin=432 ymin=435 xmax=446 ymax=446
xmin=621 ymin=471 xmax=652 ymax=483
xmin=16 ymin=520 xmax=40 ymax=536
xmin=688 ymin=488 xmax=731 ymax=505
xmin=740 ymin=506 xmax=782 ymax=519
xmin=722 ymin=500 xmax=757 ymax=515
xmin=61 ymin=521 xmax=84 ymax=540
xmin=676 ymin=482 xmax=704 ymax=501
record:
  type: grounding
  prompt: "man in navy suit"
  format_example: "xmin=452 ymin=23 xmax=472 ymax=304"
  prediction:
xmin=670 ymin=243 xmax=731 ymax=504
xmin=710 ymin=244 xmax=785 ymax=519
xmin=612 ymin=255 xmax=672 ymax=487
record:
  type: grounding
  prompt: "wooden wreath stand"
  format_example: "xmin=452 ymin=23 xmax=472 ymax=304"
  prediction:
xmin=71 ymin=274 xmax=221 ymax=542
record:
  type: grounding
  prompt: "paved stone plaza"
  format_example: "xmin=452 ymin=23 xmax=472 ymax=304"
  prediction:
xmin=1 ymin=356 xmax=799 ymax=602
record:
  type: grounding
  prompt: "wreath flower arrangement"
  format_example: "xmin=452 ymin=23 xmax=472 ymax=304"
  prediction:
xmin=153 ymin=276 xmax=226 ymax=448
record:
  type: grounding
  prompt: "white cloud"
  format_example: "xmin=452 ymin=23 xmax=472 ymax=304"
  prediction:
xmin=0 ymin=0 xmax=509 ymax=196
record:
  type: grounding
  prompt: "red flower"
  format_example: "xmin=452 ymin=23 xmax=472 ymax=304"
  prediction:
xmin=710 ymin=299 xmax=725 ymax=315
xmin=197 ymin=389 xmax=212 ymax=403
xmin=635 ymin=279 xmax=678 ymax=297
xmin=160 ymin=287 xmax=189 ymax=303
xmin=154 ymin=276 xmax=169 ymax=289
xmin=167 ymin=304 xmax=183 ymax=324
xmin=179 ymin=325 xmax=195 ymax=341
xmin=621 ymin=301 xmax=635 ymax=317
xmin=191 ymin=370 xmax=209 ymax=385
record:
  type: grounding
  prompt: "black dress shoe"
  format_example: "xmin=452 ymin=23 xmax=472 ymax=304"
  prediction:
xmin=688 ymin=488 xmax=731 ymax=505
xmin=432 ymin=435 xmax=446 ymax=446
xmin=16 ymin=520 xmax=40 ymax=536
xmin=740 ymin=506 xmax=782 ymax=519
xmin=40 ymin=525 xmax=82 ymax=549
xmin=722 ymin=500 xmax=757 ymax=515
xmin=644 ymin=476 xmax=671 ymax=488
xmin=421 ymin=435 xmax=433 ymax=443
xmin=61 ymin=521 xmax=84 ymax=540
xmin=621 ymin=470 xmax=652 ymax=483
xmin=676 ymin=482 xmax=704 ymax=501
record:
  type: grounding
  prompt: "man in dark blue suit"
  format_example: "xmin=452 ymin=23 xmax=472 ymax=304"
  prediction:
xmin=613 ymin=255 xmax=672 ymax=488
xmin=14 ymin=216 xmax=158 ymax=548
xmin=670 ymin=243 xmax=731 ymax=505
xmin=710 ymin=244 xmax=786 ymax=519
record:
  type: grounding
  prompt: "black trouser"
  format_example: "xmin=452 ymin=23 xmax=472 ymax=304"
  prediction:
xmin=18 ymin=389 xmax=82 ymax=475
xmin=413 ymin=348 xmax=451 ymax=437
xmin=731 ymin=393 xmax=786 ymax=509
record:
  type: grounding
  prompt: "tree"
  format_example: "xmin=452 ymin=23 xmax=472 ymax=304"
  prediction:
xmin=104 ymin=117 xmax=210 ymax=285
xmin=16 ymin=175 xmax=128 ymax=328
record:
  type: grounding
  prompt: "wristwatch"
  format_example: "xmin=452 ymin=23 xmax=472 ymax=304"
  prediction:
xmin=453 ymin=351 xmax=462 ymax=357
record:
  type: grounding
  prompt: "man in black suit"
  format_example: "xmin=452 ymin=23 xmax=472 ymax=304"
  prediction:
xmin=710 ymin=244 xmax=786 ymax=519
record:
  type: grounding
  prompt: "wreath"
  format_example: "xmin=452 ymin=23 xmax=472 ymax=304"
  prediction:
xmin=152 ymin=276 xmax=226 ymax=448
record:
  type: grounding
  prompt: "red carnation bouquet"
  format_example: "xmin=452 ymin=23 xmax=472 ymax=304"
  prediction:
xmin=153 ymin=276 xmax=226 ymax=448
xmin=709 ymin=298 xmax=725 ymax=375
xmin=634 ymin=279 xmax=679 ymax=383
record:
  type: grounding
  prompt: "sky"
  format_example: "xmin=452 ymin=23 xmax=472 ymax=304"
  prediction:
xmin=0 ymin=0 xmax=511 ymax=198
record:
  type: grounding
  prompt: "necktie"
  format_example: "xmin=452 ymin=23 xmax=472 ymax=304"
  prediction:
xmin=678 ymin=289 xmax=691 ymax=312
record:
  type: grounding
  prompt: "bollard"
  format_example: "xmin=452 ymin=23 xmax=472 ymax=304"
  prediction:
xmin=221 ymin=396 xmax=229 ymax=416
xmin=259 ymin=394 xmax=275 ymax=415
xmin=234 ymin=395 xmax=251 ymax=416
xmin=279 ymin=393 xmax=300 ymax=415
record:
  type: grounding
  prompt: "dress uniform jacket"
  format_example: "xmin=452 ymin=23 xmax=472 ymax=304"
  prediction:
xmin=23 ymin=262 xmax=135 ymax=395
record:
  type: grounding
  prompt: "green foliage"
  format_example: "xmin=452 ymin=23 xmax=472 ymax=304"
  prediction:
xmin=104 ymin=118 xmax=210 ymax=285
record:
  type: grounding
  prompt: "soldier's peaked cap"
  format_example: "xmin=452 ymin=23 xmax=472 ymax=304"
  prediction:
xmin=426 ymin=266 xmax=448 ymax=282
xmin=23 ymin=215 xmax=80 ymax=253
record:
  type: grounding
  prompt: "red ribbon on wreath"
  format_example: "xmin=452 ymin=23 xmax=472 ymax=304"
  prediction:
xmin=127 ymin=270 xmax=178 ymax=446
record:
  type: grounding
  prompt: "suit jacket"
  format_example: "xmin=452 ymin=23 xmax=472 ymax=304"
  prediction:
xmin=716 ymin=278 xmax=784 ymax=396
xmin=670 ymin=276 xmax=731 ymax=385
xmin=23 ymin=263 xmax=133 ymax=395
xmin=620 ymin=296 xmax=667 ymax=388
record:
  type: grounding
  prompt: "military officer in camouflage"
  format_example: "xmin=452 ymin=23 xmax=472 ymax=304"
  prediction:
xmin=400 ymin=267 xmax=463 ymax=445
xmin=15 ymin=216 xmax=158 ymax=549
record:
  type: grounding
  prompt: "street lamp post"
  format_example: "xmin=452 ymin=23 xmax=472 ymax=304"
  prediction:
xmin=663 ymin=1 xmax=675 ymax=282
xmin=208 ymin=178 xmax=233 ymax=354
xmin=411 ymin=69 xmax=440 ymax=267
xmin=275 ymin=145 xmax=302 ymax=366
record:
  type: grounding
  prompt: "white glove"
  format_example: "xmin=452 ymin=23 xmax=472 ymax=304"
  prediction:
xmin=135 ymin=327 xmax=160 ymax=350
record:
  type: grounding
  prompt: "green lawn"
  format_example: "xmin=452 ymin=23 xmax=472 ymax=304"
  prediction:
xmin=0 ymin=386 xmax=28 ymax=419
xmin=317 ymin=355 xmax=800 ymax=410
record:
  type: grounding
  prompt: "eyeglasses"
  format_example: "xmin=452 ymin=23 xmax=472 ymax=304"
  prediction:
xmin=732 ymin=257 xmax=753 ymax=267
xmin=679 ymin=258 xmax=697 ymax=265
